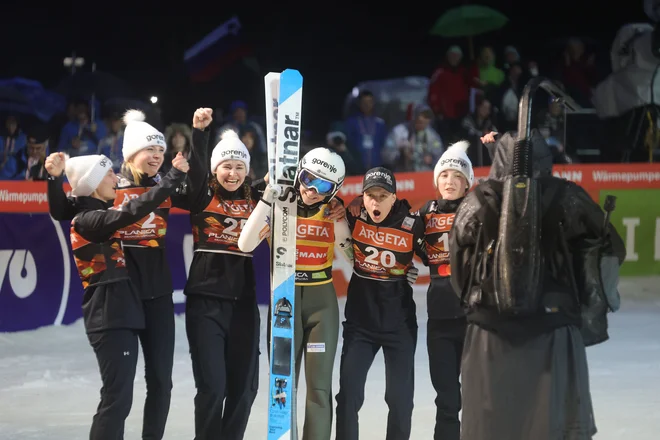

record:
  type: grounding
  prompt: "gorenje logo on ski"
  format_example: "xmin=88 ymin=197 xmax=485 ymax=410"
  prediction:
xmin=277 ymin=114 xmax=300 ymax=185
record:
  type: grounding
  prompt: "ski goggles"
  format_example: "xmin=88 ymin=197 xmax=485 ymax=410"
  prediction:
xmin=298 ymin=169 xmax=336 ymax=196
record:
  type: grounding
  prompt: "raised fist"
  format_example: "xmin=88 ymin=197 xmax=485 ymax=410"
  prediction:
xmin=193 ymin=108 xmax=213 ymax=130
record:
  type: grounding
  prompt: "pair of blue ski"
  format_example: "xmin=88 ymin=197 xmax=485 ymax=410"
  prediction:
xmin=264 ymin=69 xmax=303 ymax=440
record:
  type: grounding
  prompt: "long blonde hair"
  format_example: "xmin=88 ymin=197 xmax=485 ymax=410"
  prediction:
xmin=121 ymin=160 xmax=143 ymax=185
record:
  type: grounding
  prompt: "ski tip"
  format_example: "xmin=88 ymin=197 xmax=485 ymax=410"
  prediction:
xmin=281 ymin=69 xmax=302 ymax=81
xmin=265 ymin=72 xmax=281 ymax=80
xmin=278 ymin=69 xmax=303 ymax=103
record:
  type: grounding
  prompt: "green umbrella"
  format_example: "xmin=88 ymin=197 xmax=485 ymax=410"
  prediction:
xmin=430 ymin=5 xmax=509 ymax=38
xmin=429 ymin=5 xmax=508 ymax=60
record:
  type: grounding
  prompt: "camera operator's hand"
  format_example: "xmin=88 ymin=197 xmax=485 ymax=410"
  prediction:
xmin=480 ymin=131 xmax=498 ymax=144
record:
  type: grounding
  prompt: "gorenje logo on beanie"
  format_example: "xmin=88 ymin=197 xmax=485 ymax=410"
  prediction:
xmin=366 ymin=171 xmax=393 ymax=185
xmin=221 ymin=150 xmax=248 ymax=159
xmin=146 ymin=134 xmax=165 ymax=143
xmin=439 ymin=157 xmax=468 ymax=169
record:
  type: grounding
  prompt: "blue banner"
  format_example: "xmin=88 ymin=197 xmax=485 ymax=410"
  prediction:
xmin=0 ymin=213 xmax=271 ymax=332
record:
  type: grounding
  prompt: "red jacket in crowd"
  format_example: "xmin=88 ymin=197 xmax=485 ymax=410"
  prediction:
xmin=428 ymin=63 xmax=479 ymax=120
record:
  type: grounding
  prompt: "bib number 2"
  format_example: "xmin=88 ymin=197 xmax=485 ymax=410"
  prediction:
xmin=142 ymin=212 xmax=156 ymax=229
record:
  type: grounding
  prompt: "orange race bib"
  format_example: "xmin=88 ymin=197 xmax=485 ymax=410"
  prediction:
xmin=114 ymin=187 xmax=171 ymax=248
xmin=295 ymin=216 xmax=335 ymax=285
xmin=424 ymin=212 xmax=454 ymax=277
xmin=192 ymin=198 xmax=254 ymax=256
xmin=352 ymin=220 xmax=413 ymax=280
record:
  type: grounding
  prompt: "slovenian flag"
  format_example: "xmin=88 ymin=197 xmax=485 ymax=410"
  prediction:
xmin=184 ymin=16 xmax=253 ymax=83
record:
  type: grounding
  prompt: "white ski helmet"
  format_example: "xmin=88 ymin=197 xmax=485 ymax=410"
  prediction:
xmin=297 ymin=147 xmax=346 ymax=200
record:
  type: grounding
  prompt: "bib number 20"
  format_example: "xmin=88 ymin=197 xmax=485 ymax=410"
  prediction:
xmin=364 ymin=246 xmax=396 ymax=268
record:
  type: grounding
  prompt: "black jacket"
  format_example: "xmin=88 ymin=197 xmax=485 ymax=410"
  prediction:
xmin=183 ymin=127 xmax=264 ymax=300
xmin=67 ymin=167 xmax=186 ymax=333
xmin=449 ymin=131 xmax=626 ymax=338
xmin=345 ymin=199 xmax=427 ymax=332
xmin=48 ymin=163 xmax=189 ymax=300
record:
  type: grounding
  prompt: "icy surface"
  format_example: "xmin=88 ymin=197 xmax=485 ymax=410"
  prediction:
xmin=0 ymin=277 xmax=658 ymax=439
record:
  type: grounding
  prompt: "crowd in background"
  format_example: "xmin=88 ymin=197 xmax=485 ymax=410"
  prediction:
xmin=0 ymin=38 xmax=639 ymax=181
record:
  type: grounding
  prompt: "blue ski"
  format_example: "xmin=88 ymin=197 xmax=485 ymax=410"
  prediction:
xmin=264 ymin=68 xmax=303 ymax=440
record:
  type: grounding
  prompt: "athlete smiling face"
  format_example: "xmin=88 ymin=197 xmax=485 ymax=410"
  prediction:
xmin=215 ymin=159 xmax=247 ymax=193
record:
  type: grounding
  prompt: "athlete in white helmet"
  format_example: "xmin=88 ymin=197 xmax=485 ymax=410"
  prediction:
xmin=238 ymin=147 xmax=353 ymax=440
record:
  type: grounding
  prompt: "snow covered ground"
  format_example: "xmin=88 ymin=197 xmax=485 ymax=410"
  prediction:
xmin=1 ymin=277 xmax=659 ymax=439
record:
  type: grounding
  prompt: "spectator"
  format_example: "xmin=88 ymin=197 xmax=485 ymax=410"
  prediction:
xmin=15 ymin=126 xmax=49 ymax=181
xmin=498 ymin=63 xmax=524 ymax=132
xmin=502 ymin=45 xmax=539 ymax=81
xmin=325 ymin=121 xmax=363 ymax=176
xmin=558 ymin=38 xmax=598 ymax=107
xmin=239 ymin=126 xmax=267 ymax=180
xmin=461 ymin=95 xmax=497 ymax=167
xmin=428 ymin=46 xmax=479 ymax=144
xmin=1 ymin=115 xmax=27 ymax=158
xmin=539 ymin=98 xmax=566 ymax=141
xmin=97 ymin=113 xmax=124 ymax=173
xmin=162 ymin=123 xmax=192 ymax=173
xmin=216 ymin=100 xmax=266 ymax=154
xmin=0 ymin=115 xmax=27 ymax=179
xmin=57 ymin=100 xmax=108 ymax=156
xmin=344 ymin=90 xmax=388 ymax=170
xmin=383 ymin=104 xmax=444 ymax=172
xmin=476 ymin=46 xmax=505 ymax=96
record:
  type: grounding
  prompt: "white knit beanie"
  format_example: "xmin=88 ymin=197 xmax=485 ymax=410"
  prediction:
xmin=210 ymin=129 xmax=250 ymax=173
xmin=65 ymin=155 xmax=113 ymax=197
xmin=433 ymin=140 xmax=474 ymax=188
xmin=121 ymin=109 xmax=167 ymax=161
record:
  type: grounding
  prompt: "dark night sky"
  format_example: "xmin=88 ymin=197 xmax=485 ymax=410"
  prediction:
xmin=1 ymin=2 xmax=650 ymax=138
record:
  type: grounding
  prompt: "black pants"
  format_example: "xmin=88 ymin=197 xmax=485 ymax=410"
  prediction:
xmin=88 ymin=329 xmax=140 ymax=440
xmin=427 ymin=317 xmax=467 ymax=440
xmin=139 ymin=295 xmax=175 ymax=440
xmin=186 ymin=294 xmax=260 ymax=440
xmin=335 ymin=322 xmax=417 ymax=440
